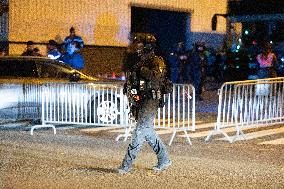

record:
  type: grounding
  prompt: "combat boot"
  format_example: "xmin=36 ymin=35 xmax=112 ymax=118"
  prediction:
xmin=117 ymin=166 xmax=132 ymax=174
xmin=153 ymin=160 xmax=172 ymax=172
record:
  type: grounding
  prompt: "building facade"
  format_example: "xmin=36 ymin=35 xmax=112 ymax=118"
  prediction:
xmin=1 ymin=0 xmax=228 ymax=76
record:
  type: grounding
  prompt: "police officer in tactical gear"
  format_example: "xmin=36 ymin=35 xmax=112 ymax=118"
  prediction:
xmin=118 ymin=33 xmax=172 ymax=174
xmin=190 ymin=42 xmax=207 ymax=101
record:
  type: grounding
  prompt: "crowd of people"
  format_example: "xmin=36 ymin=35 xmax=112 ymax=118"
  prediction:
xmin=167 ymin=41 xmax=222 ymax=101
xmin=20 ymin=27 xmax=85 ymax=70
xmin=166 ymin=41 xmax=280 ymax=100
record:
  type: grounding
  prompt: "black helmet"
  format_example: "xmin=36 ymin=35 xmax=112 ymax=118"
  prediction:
xmin=130 ymin=33 xmax=156 ymax=44
xmin=130 ymin=33 xmax=157 ymax=53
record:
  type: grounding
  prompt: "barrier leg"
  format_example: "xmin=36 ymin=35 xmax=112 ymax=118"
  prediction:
xmin=115 ymin=124 xmax=134 ymax=142
xmin=205 ymin=124 xmax=233 ymax=143
xmin=168 ymin=129 xmax=192 ymax=146
xmin=30 ymin=124 xmax=56 ymax=135
xmin=168 ymin=129 xmax=177 ymax=146
xmin=205 ymin=124 xmax=218 ymax=142
xmin=123 ymin=127 xmax=131 ymax=142
xmin=232 ymin=127 xmax=245 ymax=142
xmin=205 ymin=130 xmax=233 ymax=143
xmin=183 ymin=129 xmax=192 ymax=145
xmin=205 ymin=130 xmax=214 ymax=142
xmin=220 ymin=130 xmax=233 ymax=143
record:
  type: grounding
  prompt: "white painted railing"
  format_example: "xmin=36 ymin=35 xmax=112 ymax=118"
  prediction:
xmin=205 ymin=77 xmax=284 ymax=142
xmin=155 ymin=84 xmax=195 ymax=145
xmin=29 ymin=83 xmax=195 ymax=145
xmin=19 ymin=84 xmax=42 ymax=119
xmin=31 ymin=82 xmax=130 ymax=134
xmin=0 ymin=82 xmax=42 ymax=120
xmin=0 ymin=81 xmax=196 ymax=145
xmin=116 ymin=84 xmax=195 ymax=145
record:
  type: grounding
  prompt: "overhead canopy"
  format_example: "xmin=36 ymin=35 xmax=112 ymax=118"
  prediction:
xmin=228 ymin=0 xmax=284 ymax=23
xmin=228 ymin=0 xmax=284 ymax=16
xmin=229 ymin=14 xmax=284 ymax=23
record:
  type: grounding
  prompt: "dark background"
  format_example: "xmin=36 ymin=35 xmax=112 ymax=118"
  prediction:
xmin=131 ymin=6 xmax=188 ymax=56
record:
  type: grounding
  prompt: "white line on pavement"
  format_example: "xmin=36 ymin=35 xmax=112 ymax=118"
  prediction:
xmin=79 ymin=123 xmax=284 ymax=145
xmin=219 ymin=127 xmax=284 ymax=141
xmin=259 ymin=138 xmax=284 ymax=145
xmin=81 ymin=126 xmax=119 ymax=132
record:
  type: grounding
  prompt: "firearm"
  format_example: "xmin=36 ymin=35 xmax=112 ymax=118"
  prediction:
xmin=123 ymin=59 xmax=145 ymax=121
xmin=123 ymin=49 xmax=154 ymax=120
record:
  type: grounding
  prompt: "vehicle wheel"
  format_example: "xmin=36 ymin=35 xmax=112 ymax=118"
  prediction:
xmin=89 ymin=95 xmax=120 ymax=124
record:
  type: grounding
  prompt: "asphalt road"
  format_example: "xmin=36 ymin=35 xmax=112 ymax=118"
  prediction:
xmin=0 ymin=83 xmax=283 ymax=189
xmin=0 ymin=120 xmax=283 ymax=189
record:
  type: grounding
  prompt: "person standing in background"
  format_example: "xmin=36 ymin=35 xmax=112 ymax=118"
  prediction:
xmin=167 ymin=49 xmax=180 ymax=83
xmin=63 ymin=27 xmax=84 ymax=51
xmin=59 ymin=41 xmax=84 ymax=70
xmin=190 ymin=42 xmax=207 ymax=101
xmin=174 ymin=42 xmax=190 ymax=83
xmin=21 ymin=41 xmax=35 ymax=56
xmin=47 ymin=40 xmax=61 ymax=60
xmin=21 ymin=41 xmax=43 ymax=56
xmin=256 ymin=43 xmax=278 ymax=79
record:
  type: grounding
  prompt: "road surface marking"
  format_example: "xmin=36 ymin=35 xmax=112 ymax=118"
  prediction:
xmin=218 ymin=127 xmax=284 ymax=141
xmin=81 ymin=126 xmax=119 ymax=132
xmin=259 ymin=138 xmax=284 ymax=145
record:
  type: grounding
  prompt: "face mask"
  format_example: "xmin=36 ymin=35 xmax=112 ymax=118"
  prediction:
xmin=67 ymin=44 xmax=76 ymax=54
xmin=136 ymin=49 xmax=143 ymax=56
xmin=135 ymin=43 xmax=144 ymax=56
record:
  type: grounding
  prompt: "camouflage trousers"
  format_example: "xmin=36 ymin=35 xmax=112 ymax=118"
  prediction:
xmin=120 ymin=99 xmax=170 ymax=169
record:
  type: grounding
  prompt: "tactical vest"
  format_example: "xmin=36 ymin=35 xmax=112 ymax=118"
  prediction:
xmin=125 ymin=54 xmax=168 ymax=101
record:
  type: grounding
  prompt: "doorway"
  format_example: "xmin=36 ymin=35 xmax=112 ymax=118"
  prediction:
xmin=131 ymin=6 xmax=191 ymax=57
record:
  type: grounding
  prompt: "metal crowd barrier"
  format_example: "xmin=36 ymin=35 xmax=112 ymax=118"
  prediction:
xmin=0 ymin=82 xmax=42 ymax=121
xmin=31 ymin=82 xmax=130 ymax=134
xmin=206 ymin=77 xmax=284 ymax=142
xmin=19 ymin=84 xmax=42 ymax=120
xmin=116 ymin=84 xmax=196 ymax=145
xmin=155 ymin=84 xmax=195 ymax=145
xmin=0 ymin=81 xmax=196 ymax=145
xmin=30 ymin=83 xmax=195 ymax=145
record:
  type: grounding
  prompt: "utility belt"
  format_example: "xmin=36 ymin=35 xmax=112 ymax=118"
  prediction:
xmin=130 ymin=88 xmax=162 ymax=102
xmin=126 ymin=78 xmax=162 ymax=102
